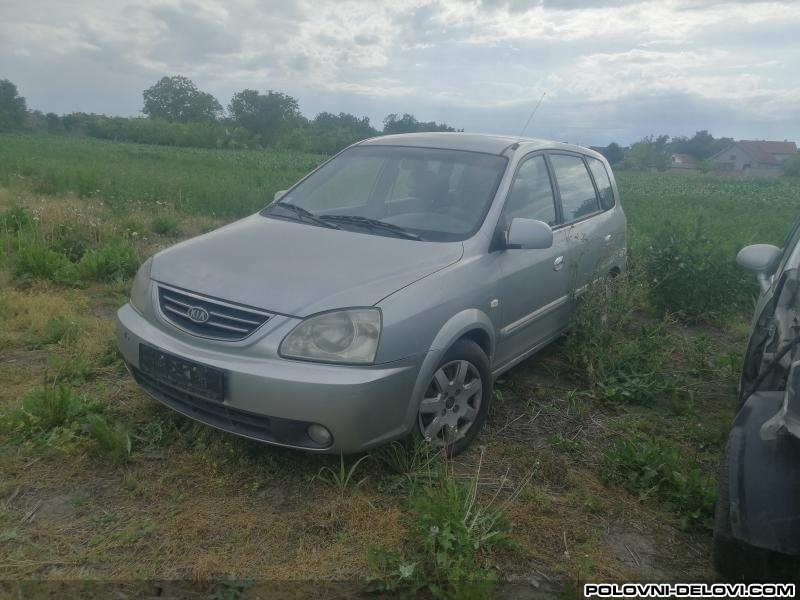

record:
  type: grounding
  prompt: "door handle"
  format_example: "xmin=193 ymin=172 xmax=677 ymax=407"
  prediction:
xmin=553 ymin=256 xmax=564 ymax=271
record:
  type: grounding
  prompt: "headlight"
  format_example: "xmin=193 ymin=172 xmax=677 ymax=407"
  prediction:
xmin=280 ymin=308 xmax=381 ymax=364
xmin=130 ymin=257 xmax=153 ymax=313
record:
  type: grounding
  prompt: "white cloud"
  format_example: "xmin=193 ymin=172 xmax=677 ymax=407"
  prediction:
xmin=0 ymin=0 xmax=798 ymax=143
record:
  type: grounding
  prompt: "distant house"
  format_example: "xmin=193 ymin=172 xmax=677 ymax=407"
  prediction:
xmin=670 ymin=153 xmax=697 ymax=171
xmin=710 ymin=140 xmax=798 ymax=177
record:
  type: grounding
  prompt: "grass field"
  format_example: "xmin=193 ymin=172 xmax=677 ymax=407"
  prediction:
xmin=1 ymin=132 xmax=798 ymax=598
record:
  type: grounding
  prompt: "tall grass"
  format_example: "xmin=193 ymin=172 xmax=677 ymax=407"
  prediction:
xmin=0 ymin=132 xmax=323 ymax=218
xmin=618 ymin=171 xmax=799 ymax=320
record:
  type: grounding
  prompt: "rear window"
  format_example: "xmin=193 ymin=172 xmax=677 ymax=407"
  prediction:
xmin=549 ymin=154 xmax=599 ymax=222
xmin=587 ymin=157 xmax=615 ymax=210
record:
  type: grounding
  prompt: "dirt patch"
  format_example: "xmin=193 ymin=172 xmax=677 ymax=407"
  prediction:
xmin=605 ymin=525 xmax=663 ymax=579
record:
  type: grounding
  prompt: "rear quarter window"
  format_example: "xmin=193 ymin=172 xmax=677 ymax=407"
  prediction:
xmin=587 ymin=157 xmax=616 ymax=210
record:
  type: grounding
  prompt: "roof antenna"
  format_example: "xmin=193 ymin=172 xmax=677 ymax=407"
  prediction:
xmin=517 ymin=92 xmax=546 ymax=143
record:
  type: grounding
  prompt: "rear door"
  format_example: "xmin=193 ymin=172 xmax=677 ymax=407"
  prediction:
xmin=493 ymin=153 xmax=573 ymax=368
xmin=547 ymin=153 xmax=613 ymax=291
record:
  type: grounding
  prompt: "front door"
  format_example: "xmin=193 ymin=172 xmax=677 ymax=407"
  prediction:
xmin=494 ymin=154 xmax=572 ymax=369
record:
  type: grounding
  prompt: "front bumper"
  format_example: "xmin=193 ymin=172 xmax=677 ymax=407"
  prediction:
xmin=117 ymin=303 xmax=424 ymax=453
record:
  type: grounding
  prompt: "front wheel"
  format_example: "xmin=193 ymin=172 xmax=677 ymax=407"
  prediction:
xmin=416 ymin=339 xmax=492 ymax=456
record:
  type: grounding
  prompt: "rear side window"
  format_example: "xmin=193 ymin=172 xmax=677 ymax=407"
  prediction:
xmin=587 ymin=157 xmax=615 ymax=210
xmin=502 ymin=155 xmax=557 ymax=226
xmin=549 ymin=154 xmax=599 ymax=222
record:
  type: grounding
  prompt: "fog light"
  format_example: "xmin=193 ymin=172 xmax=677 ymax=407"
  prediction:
xmin=307 ymin=423 xmax=332 ymax=446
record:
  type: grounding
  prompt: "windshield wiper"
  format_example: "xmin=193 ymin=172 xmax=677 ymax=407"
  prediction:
xmin=266 ymin=202 xmax=340 ymax=230
xmin=319 ymin=215 xmax=421 ymax=240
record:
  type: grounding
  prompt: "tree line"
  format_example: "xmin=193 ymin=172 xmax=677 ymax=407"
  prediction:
xmin=596 ymin=130 xmax=737 ymax=172
xmin=3 ymin=75 xmax=798 ymax=175
xmin=0 ymin=75 xmax=457 ymax=154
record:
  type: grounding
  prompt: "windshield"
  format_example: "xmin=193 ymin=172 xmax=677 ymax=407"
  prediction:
xmin=262 ymin=145 xmax=507 ymax=241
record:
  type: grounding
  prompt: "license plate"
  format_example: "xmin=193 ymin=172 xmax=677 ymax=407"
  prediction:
xmin=139 ymin=344 xmax=225 ymax=402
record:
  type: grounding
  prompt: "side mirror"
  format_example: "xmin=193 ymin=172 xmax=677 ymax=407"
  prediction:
xmin=506 ymin=218 xmax=554 ymax=250
xmin=737 ymin=244 xmax=781 ymax=292
xmin=273 ymin=190 xmax=287 ymax=202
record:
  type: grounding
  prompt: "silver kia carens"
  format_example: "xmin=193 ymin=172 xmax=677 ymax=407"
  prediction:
xmin=117 ymin=133 xmax=627 ymax=455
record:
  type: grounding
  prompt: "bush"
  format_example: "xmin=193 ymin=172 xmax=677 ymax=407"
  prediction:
xmin=77 ymin=238 xmax=139 ymax=281
xmin=604 ymin=434 xmax=716 ymax=530
xmin=151 ymin=215 xmax=179 ymax=236
xmin=49 ymin=223 xmax=91 ymax=262
xmin=641 ymin=220 xmax=749 ymax=321
xmin=11 ymin=243 xmax=75 ymax=283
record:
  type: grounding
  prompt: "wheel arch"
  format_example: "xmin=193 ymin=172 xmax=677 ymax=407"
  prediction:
xmin=399 ymin=309 xmax=496 ymax=433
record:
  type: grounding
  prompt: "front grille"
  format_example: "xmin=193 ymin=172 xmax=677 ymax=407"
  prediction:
xmin=157 ymin=284 xmax=272 ymax=341
xmin=130 ymin=365 xmax=330 ymax=449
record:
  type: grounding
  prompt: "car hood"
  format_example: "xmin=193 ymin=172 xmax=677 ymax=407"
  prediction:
xmin=150 ymin=215 xmax=464 ymax=317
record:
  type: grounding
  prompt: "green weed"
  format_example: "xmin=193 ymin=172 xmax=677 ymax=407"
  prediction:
xmin=150 ymin=215 xmax=179 ymax=236
xmin=48 ymin=354 xmax=95 ymax=384
xmin=367 ymin=455 xmax=514 ymax=599
xmin=24 ymin=315 xmax=79 ymax=349
xmin=642 ymin=220 xmax=749 ymax=322
xmin=3 ymin=385 xmax=89 ymax=438
xmin=563 ymin=274 xmax=689 ymax=405
xmin=315 ymin=453 xmax=370 ymax=497
xmin=77 ymin=238 xmax=138 ymax=281
xmin=372 ymin=440 xmax=438 ymax=493
xmin=0 ymin=205 xmax=34 ymax=232
xmin=86 ymin=414 xmax=132 ymax=465
xmin=11 ymin=243 xmax=74 ymax=283
xmin=603 ymin=434 xmax=716 ymax=530
xmin=49 ymin=223 xmax=91 ymax=262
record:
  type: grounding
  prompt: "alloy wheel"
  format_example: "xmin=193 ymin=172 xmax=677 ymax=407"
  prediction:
xmin=418 ymin=359 xmax=483 ymax=447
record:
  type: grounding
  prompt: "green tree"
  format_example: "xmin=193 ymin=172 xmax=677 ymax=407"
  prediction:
xmin=628 ymin=135 xmax=671 ymax=171
xmin=600 ymin=142 xmax=624 ymax=165
xmin=382 ymin=113 xmax=456 ymax=134
xmin=228 ymin=89 xmax=303 ymax=146
xmin=671 ymin=130 xmax=733 ymax=160
xmin=0 ymin=79 xmax=28 ymax=131
xmin=45 ymin=112 xmax=62 ymax=132
xmin=782 ymin=155 xmax=800 ymax=178
xmin=142 ymin=76 xmax=222 ymax=123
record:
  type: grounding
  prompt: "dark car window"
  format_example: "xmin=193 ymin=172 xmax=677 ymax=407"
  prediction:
xmin=264 ymin=146 xmax=507 ymax=242
xmin=587 ymin=157 xmax=615 ymax=210
xmin=550 ymin=154 xmax=600 ymax=222
xmin=501 ymin=155 xmax=557 ymax=226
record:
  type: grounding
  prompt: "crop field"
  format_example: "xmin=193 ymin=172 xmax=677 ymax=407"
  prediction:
xmin=1 ymin=133 xmax=799 ymax=598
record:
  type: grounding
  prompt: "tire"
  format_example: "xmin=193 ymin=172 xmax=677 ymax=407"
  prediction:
xmin=415 ymin=339 xmax=492 ymax=456
xmin=713 ymin=435 xmax=800 ymax=583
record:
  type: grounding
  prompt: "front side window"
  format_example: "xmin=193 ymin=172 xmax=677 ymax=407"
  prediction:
xmin=549 ymin=154 xmax=599 ymax=222
xmin=587 ymin=157 xmax=615 ymax=210
xmin=501 ymin=155 xmax=557 ymax=226
xmin=262 ymin=146 xmax=507 ymax=242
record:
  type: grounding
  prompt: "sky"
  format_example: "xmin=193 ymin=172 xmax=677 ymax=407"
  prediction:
xmin=1 ymin=0 xmax=798 ymax=146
